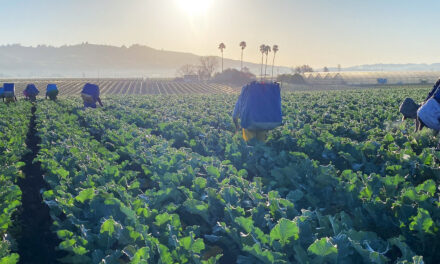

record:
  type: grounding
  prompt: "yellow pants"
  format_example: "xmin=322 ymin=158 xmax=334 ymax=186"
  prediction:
xmin=242 ymin=129 xmax=267 ymax=142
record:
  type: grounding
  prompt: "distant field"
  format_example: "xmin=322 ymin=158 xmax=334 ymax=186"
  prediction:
xmin=0 ymin=79 xmax=238 ymax=96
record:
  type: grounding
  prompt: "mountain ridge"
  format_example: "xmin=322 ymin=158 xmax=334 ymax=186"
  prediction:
xmin=0 ymin=43 xmax=290 ymax=78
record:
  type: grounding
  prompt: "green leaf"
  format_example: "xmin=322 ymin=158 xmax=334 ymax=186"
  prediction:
xmin=183 ymin=199 xmax=209 ymax=222
xmin=307 ymin=237 xmax=338 ymax=256
xmin=57 ymin=230 xmax=74 ymax=239
xmin=155 ymin=212 xmax=172 ymax=226
xmin=131 ymin=247 xmax=150 ymax=263
xmin=180 ymin=232 xmax=205 ymax=254
xmin=242 ymin=243 xmax=274 ymax=264
xmin=100 ymin=218 xmax=117 ymax=236
xmin=409 ymin=208 xmax=437 ymax=235
xmin=359 ymin=185 xmax=373 ymax=200
xmin=206 ymin=166 xmax=220 ymax=178
xmin=158 ymin=244 xmax=174 ymax=264
xmin=55 ymin=168 xmax=69 ymax=178
xmin=270 ymin=218 xmax=299 ymax=246
xmin=0 ymin=253 xmax=19 ymax=264
xmin=384 ymin=133 xmax=394 ymax=142
xmin=73 ymin=246 xmax=88 ymax=255
xmin=75 ymin=188 xmax=95 ymax=203
xmin=194 ymin=177 xmax=207 ymax=189
xmin=415 ymin=180 xmax=436 ymax=196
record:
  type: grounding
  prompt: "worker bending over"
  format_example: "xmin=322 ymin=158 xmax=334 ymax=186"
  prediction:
xmin=23 ymin=84 xmax=39 ymax=102
xmin=232 ymin=81 xmax=282 ymax=142
xmin=400 ymin=79 xmax=440 ymax=149
xmin=46 ymin=84 xmax=59 ymax=100
xmin=3 ymin=83 xmax=17 ymax=103
xmin=81 ymin=83 xmax=103 ymax=108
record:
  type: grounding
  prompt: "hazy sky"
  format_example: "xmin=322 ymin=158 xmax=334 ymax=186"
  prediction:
xmin=1 ymin=0 xmax=440 ymax=68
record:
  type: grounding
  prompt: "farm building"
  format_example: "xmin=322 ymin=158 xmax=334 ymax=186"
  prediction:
xmin=302 ymin=71 xmax=440 ymax=85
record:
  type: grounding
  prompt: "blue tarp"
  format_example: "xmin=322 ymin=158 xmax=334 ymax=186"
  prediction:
xmin=25 ymin=84 xmax=39 ymax=95
xmin=237 ymin=82 xmax=282 ymax=130
xmin=46 ymin=84 xmax=58 ymax=92
xmin=0 ymin=87 xmax=4 ymax=97
xmin=4 ymin=83 xmax=14 ymax=93
xmin=81 ymin=83 xmax=100 ymax=97
xmin=377 ymin=78 xmax=388 ymax=84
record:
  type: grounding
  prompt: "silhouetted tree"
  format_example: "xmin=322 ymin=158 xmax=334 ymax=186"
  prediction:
xmin=294 ymin=65 xmax=314 ymax=73
xmin=199 ymin=56 xmax=219 ymax=79
xmin=271 ymin=45 xmax=279 ymax=80
xmin=323 ymin=66 xmax=329 ymax=72
xmin=260 ymin=44 xmax=266 ymax=79
xmin=218 ymin=43 xmax=226 ymax=73
xmin=264 ymin=45 xmax=271 ymax=78
xmin=177 ymin=64 xmax=197 ymax=76
xmin=239 ymin=41 xmax=246 ymax=71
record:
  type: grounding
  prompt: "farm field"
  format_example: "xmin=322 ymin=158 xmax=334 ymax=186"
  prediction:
xmin=1 ymin=86 xmax=440 ymax=264
xmin=0 ymin=79 xmax=237 ymax=96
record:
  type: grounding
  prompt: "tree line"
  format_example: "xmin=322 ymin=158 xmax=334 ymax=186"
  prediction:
xmin=177 ymin=41 xmax=280 ymax=81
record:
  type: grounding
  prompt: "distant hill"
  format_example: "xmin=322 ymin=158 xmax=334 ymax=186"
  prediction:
xmin=0 ymin=43 xmax=291 ymax=78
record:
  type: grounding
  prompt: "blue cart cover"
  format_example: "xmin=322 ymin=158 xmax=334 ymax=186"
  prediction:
xmin=25 ymin=84 xmax=40 ymax=95
xmin=0 ymin=87 xmax=3 ymax=97
xmin=238 ymin=82 xmax=282 ymax=130
xmin=46 ymin=84 xmax=58 ymax=93
xmin=3 ymin=83 xmax=15 ymax=97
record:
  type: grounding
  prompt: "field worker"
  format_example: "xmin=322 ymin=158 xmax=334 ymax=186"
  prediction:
xmin=0 ymin=86 xmax=4 ymax=102
xmin=416 ymin=80 xmax=440 ymax=133
xmin=81 ymin=83 xmax=103 ymax=108
xmin=3 ymin=83 xmax=17 ymax=103
xmin=46 ymin=84 xmax=59 ymax=100
xmin=232 ymin=81 xmax=282 ymax=142
xmin=23 ymin=84 xmax=40 ymax=102
xmin=411 ymin=79 xmax=440 ymax=132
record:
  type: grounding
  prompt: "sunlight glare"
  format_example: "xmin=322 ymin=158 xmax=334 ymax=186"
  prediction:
xmin=177 ymin=0 xmax=213 ymax=16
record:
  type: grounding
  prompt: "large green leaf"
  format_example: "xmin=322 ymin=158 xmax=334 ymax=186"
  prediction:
xmin=270 ymin=218 xmax=299 ymax=246
xmin=307 ymin=237 xmax=338 ymax=256
xmin=75 ymin=188 xmax=95 ymax=203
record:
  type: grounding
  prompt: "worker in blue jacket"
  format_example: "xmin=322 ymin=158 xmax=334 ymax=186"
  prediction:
xmin=81 ymin=83 xmax=103 ymax=108
xmin=233 ymin=94 xmax=268 ymax=142
xmin=232 ymin=82 xmax=282 ymax=142
xmin=3 ymin=83 xmax=17 ymax=103
xmin=412 ymin=79 xmax=440 ymax=151
xmin=46 ymin=84 xmax=59 ymax=100
xmin=23 ymin=84 xmax=40 ymax=102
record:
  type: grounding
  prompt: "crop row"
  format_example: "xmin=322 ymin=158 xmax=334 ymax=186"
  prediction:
xmin=2 ymin=80 xmax=236 ymax=97
xmin=2 ymin=85 xmax=437 ymax=263
xmin=63 ymin=87 xmax=440 ymax=262
xmin=43 ymin=90 xmax=434 ymax=263
xmin=0 ymin=102 xmax=32 ymax=263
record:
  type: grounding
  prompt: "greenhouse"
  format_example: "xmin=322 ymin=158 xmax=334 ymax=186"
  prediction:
xmin=302 ymin=71 xmax=440 ymax=85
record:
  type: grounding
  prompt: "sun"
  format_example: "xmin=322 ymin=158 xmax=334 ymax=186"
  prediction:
xmin=177 ymin=0 xmax=213 ymax=16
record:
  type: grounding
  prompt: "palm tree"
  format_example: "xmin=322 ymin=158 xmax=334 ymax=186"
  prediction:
xmin=239 ymin=41 xmax=246 ymax=71
xmin=218 ymin=43 xmax=226 ymax=73
xmin=259 ymin=44 xmax=266 ymax=80
xmin=271 ymin=45 xmax=279 ymax=80
xmin=264 ymin=45 xmax=271 ymax=78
